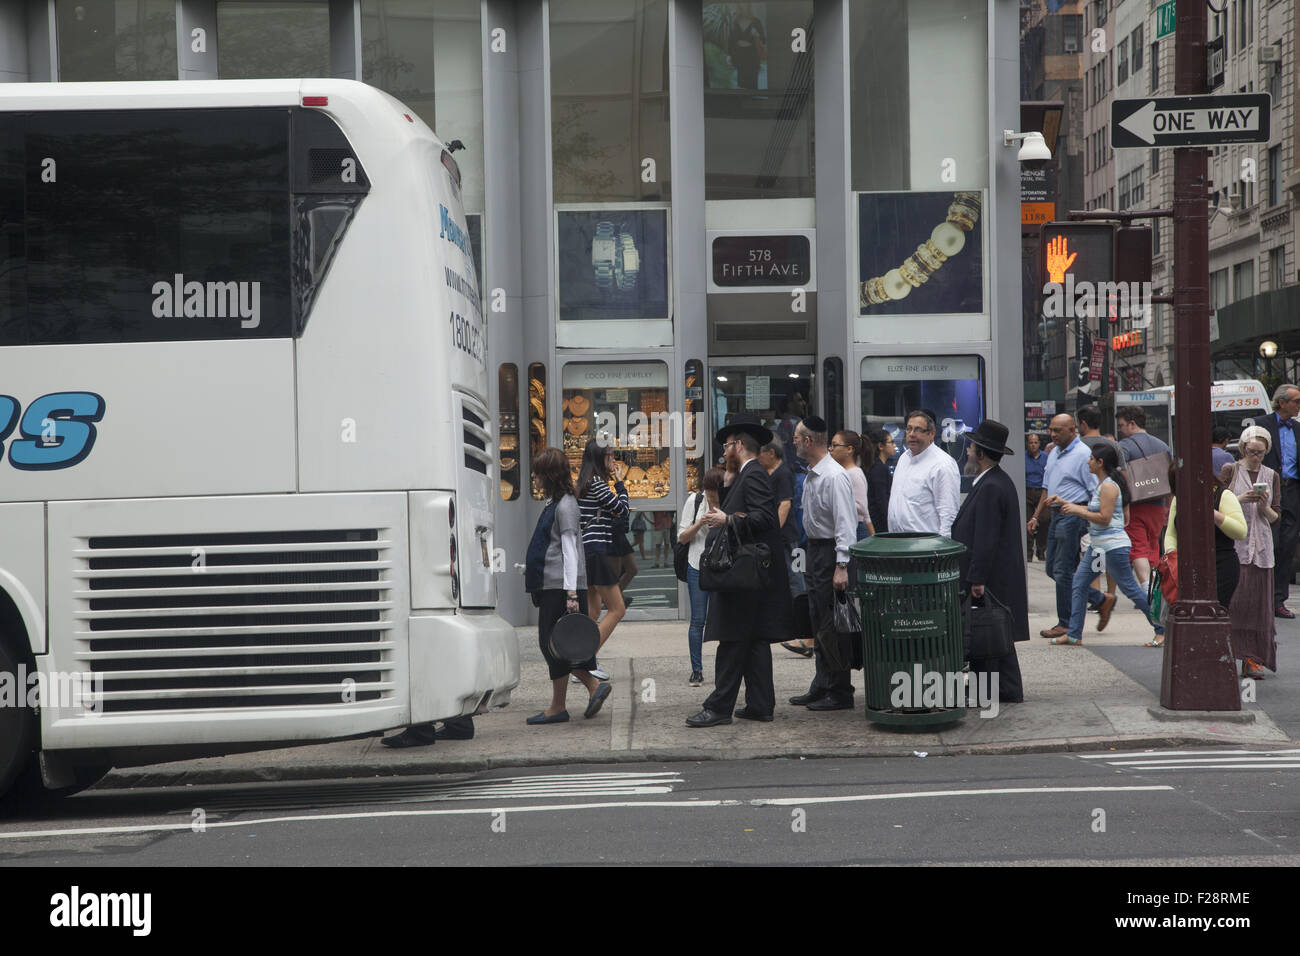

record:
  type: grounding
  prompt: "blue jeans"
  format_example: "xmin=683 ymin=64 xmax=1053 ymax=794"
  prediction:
xmin=1046 ymin=513 xmax=1098 ymax=626
xmin=1069 ymin=545 xmax=1163 ymax=639
xmin=685 ymin=565 xmax=708 ymax=672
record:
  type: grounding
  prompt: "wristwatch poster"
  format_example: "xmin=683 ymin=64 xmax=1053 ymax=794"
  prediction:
xmin=558 ymin=208 xmax=668 ymax=322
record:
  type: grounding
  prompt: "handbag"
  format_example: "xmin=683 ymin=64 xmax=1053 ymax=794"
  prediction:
xmin=961 ymin=589 xmax=1015 ymax=660
xmin=699 ymin=519 xmax=771 ymax=592
xmin=833 ymin=589 xmax=861 ymax=634
xmin=1124 ymin=434 xmax=1172 ymax=503
xmin=673 ymin=493 xmax=704 ymax=583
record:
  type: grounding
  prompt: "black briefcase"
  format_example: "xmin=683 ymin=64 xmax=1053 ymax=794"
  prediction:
xmin=962 ymin=590 xmax=1014 ymax=660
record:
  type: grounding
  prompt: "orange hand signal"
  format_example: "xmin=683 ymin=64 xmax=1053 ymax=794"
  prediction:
xmin=1045 ymin=235 xmax=1078 ymax=284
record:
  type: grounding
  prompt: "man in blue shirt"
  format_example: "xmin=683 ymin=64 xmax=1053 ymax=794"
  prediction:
xmin=1252 ymin=384 xmax=1300 ymax=616
xmin=1024 ymin=432 xmax=1049 ymax=561
xmin=1027 ymin=413 xmax=1100 ymax=638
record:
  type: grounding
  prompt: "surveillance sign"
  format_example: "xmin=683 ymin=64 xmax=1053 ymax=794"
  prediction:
xmin=1111 ymin=93 xmax=1270 ymax=149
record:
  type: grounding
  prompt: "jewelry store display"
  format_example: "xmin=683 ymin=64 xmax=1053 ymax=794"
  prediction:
xmin=858 ymin=191 xmax=981 ymax=309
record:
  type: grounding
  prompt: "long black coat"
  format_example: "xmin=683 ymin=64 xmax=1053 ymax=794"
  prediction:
xmin=950 ymin=465 xmax=1030 ymax=644
xmin=703 ymin=458 xmax=793 ymax=644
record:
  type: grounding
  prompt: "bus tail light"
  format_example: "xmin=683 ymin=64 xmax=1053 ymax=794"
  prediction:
xmin=302 ymin=96 xmax=328 ymax=107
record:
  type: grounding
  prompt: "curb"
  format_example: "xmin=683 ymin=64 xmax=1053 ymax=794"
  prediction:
xmin=95 ymin=731 xmax=1292 ymax=790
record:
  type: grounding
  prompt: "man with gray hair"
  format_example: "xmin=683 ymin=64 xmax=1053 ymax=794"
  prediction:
xmin=1251 ymin=384 xmax=1300 ymax=616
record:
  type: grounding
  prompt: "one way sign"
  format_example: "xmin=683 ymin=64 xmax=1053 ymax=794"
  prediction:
xmin=1111 ymin=93 xmax=1270 ymax=148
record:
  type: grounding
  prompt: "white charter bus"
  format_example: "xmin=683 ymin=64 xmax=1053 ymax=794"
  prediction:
xmin=0 ymin=80 xmax=518 ymax=802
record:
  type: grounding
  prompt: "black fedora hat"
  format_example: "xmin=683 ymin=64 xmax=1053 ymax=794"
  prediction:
xmin=715 ymin=412 xmax=773 ymax=448
xmin=968 ymin=419 xmax=1015 ymax=456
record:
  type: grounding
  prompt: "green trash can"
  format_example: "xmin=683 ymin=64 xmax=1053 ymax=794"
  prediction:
xmin=850 ymin=532 xmax=967 ymax=727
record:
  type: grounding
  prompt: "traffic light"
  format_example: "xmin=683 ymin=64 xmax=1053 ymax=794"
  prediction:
xmin=1039 ymin=221 xmax=1114 ymax=293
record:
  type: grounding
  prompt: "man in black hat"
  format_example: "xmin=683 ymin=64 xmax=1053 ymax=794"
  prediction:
xmin=949 ymin=419 xmax=1028 ymax=702
xmin=686 ymin=415 xmax=792 ymax=727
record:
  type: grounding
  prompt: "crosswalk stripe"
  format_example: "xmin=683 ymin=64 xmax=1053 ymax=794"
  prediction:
xmin=1077 ymin=749 xmax=1300 ymax=759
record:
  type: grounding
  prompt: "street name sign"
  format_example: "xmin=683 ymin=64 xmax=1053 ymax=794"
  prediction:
xmin=1156 ymin=0 xmax=1176 ymax=39
xmin=1112 ymin=94 xmax=1270 ymax=148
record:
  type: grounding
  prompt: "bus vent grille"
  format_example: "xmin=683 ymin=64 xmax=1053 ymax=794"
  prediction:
xmin=71 ymin=528 xmax=396 ymax=714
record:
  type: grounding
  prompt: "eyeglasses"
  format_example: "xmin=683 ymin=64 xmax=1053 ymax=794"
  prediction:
xmin=722 ymin=440 xmax=739 ymax=450
xmin=904 ymin=426 xmax=932 ymax=435
xmin=1242 ymin=447 xmax=1267 ymax=457
xmin=829 ymin=442 xmax=852 ymax=449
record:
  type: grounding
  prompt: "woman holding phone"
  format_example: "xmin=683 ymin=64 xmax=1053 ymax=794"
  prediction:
xmin=1219 ymin=426 xmax=1280 ymax=679
xmin=577 ymin=437 xmax=630 ymax=655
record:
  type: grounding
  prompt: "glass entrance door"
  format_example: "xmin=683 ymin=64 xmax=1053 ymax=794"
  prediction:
xmin=708 ymin=359 xmax=815 ymax=466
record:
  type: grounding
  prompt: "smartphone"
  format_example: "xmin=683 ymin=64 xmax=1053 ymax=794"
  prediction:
xmin=1253 ymin=482 xmax=1268 ymax=495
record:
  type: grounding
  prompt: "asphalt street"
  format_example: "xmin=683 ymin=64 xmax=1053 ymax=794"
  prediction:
xmin=1 ymin=750 xmax=1295 ymax=867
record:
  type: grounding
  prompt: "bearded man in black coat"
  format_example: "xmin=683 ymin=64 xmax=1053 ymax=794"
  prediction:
xmin=950 ymin=420 xmax=1028 ymax=703
xmin=686 ymin=417 xmax=792 ymax=727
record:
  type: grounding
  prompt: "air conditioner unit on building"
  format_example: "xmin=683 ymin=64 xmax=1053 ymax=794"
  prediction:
xmin=1259 ymin=46 xmax=1281 ymax=65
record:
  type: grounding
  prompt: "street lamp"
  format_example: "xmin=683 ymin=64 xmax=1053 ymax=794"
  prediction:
xmin=1260 ymin=340 xmax=1278 ymax=381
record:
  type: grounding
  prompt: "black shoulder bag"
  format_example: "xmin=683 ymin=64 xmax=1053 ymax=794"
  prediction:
xmin=699 ymin=517 xmax=771 ymax=592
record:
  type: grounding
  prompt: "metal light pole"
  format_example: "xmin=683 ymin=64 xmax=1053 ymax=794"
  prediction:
xmin=1161 ymin=0 xmax=1240 ymax=710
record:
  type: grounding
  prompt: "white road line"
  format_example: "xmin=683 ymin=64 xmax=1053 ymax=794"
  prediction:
xmin=749 ymin=785 xmax=1175 ymax=807
xmin=0 ymin=784 xmax=1177 ymax=842
xmin=1077 ymin=749 xmax=1300 ymax=759
xmin=1107 ymin=763 xmax=1300 ymax=770
xmin=0 ymin=800 xmax=742 ymax=840
xmin=1105 ymin=756 xmax=1300 ymax=765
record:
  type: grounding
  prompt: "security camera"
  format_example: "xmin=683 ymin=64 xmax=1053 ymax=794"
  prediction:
xmin=1004 ymin=130 xmax=1052 ymax=169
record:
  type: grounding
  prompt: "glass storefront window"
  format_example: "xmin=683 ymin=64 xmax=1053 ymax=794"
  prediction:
xmin=56 ymin=0 xmax=178 ymax=81
xmin=528 ymin=362 xmax=547 ymax=499
xmin=361 ymin=0 xmax=485 ymax=214
xmin=549 ymin=0 xmax=671 ymax=203
xmin=217 ymin=2 xmax=330 ymax=79
xmin=704 ymin=1 xmax=814 ymax=199
xmin=562 ymin=361 xmax=672 ymax=499
xmin=859 ymin=355 xmax=986 ymax=485
xmin=498 ymin=364 xmax=520 ymax=501
xmin=709 ymin=362 xmax=812 ymax=465
xmin=849 ymin=0 xmax=988 ymax=191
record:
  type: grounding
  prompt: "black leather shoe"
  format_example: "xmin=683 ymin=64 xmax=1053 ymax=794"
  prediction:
xmin=685 ymin=708 xmax=733 ymax=727
xmin=434 ymin=717 xmax=475 ymax=741
xmin=381 ymin=725 xmax=439 ymax=748
xmin=789 ymin=690 xmax=826 ymax=706
xmin=734 ymin=708 xmax=774 ymax=722
xmin=807 ymin=697 xmax=854 ymax=712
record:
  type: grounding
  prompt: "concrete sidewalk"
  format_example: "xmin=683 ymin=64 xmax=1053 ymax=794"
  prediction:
xmin=100 ymin=565 xmax=1297 ymax=789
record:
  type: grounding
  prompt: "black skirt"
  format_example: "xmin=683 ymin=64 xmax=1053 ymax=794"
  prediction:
xmin=585 ymin=550 xmax=621 ymax=587
xmin=608 ymin=531 xmax=634 ymax=557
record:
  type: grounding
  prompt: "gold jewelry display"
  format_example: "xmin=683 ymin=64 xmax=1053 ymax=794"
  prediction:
xmin=859 ymin=192 xmax=982 ymax=309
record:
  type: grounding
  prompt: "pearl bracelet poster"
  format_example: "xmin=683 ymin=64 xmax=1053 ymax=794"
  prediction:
xmin=857 ymin=191 xmax=984 ymax=316
xmin=557 ymin=208 xmax=670 ymax=322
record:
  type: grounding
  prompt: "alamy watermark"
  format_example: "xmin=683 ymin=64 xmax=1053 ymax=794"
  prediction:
xmin=1042 ymin=276 xmax=1154 ymax=325
xmin=592 ymin=403 xmax=703 ymax=459
xmin=889 ymin=665 xmax=1000 ymax=718
xmin=0 ymin=664 xmax=103 ymax=713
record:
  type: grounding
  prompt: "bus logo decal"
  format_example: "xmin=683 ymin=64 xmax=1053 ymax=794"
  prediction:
xmin=0 ymin=392 xmax=106 ymax=470
xmin=151 ymin=275 xmax=261 ymax=329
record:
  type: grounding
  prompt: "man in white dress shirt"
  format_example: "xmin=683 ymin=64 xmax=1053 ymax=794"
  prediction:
xmin=887 ymin=409 xmax=961 ymax=537
xmin=788 ymin=416 xmax=861 ymax=711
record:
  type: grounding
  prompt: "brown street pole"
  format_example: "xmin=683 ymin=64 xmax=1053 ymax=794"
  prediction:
xmin=1161 ymin=0 xmax=1240 ymax=710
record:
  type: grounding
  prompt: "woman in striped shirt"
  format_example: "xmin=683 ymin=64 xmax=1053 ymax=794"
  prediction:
xmin=578 ymin=438 xmax=631 ymax=649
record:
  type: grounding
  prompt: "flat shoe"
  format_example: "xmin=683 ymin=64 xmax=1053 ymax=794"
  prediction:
xmin=1040 ymin=624 xmax=1068 ymax=639
xmin=781 ymin=640 xmax=814 ymax=658
xmin=1144 ymin=637 xmax=1164 ymax=648
xmin=584 ymin=681 xmax=612 ymax=719
xmin=734 ymin=708 xmax=774 ymax=722
xmin=807 ymin=697 xmax=854 ymax=711
xmin=1049 ymin=634 xmax=1082 ymax=645
xmin=1096 ymin=593 xmax=1117 ymax=631
xmin=685 ymin=708 xmax=732 ymax=728
xmin=526 ymin=710 xmax=569 ymax=725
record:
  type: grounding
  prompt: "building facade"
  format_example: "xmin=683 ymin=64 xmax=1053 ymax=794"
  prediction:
xmin=2 ymin=0 xmax=1024 ymax=626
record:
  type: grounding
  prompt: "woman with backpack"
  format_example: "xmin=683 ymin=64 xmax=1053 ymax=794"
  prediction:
xmin=523 ymin=447 xmax=611 ymax=724
xmin=677 ymin=468 xmax=725 ymax=687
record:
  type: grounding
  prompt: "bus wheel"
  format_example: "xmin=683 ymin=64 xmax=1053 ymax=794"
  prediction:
xmin=0 ymin=638 xmax=38 ymax=806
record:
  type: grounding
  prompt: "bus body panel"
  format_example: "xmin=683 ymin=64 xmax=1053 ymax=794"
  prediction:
xmin=40 ymin=491 xmax=413 ymax=749
xmin=0 ymin=340 xmax=297 ymax=501
xmin=408 ymin=611 xmax=518 ymax=724
xmin=0 ymin=502 xmax=48 ymax=655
